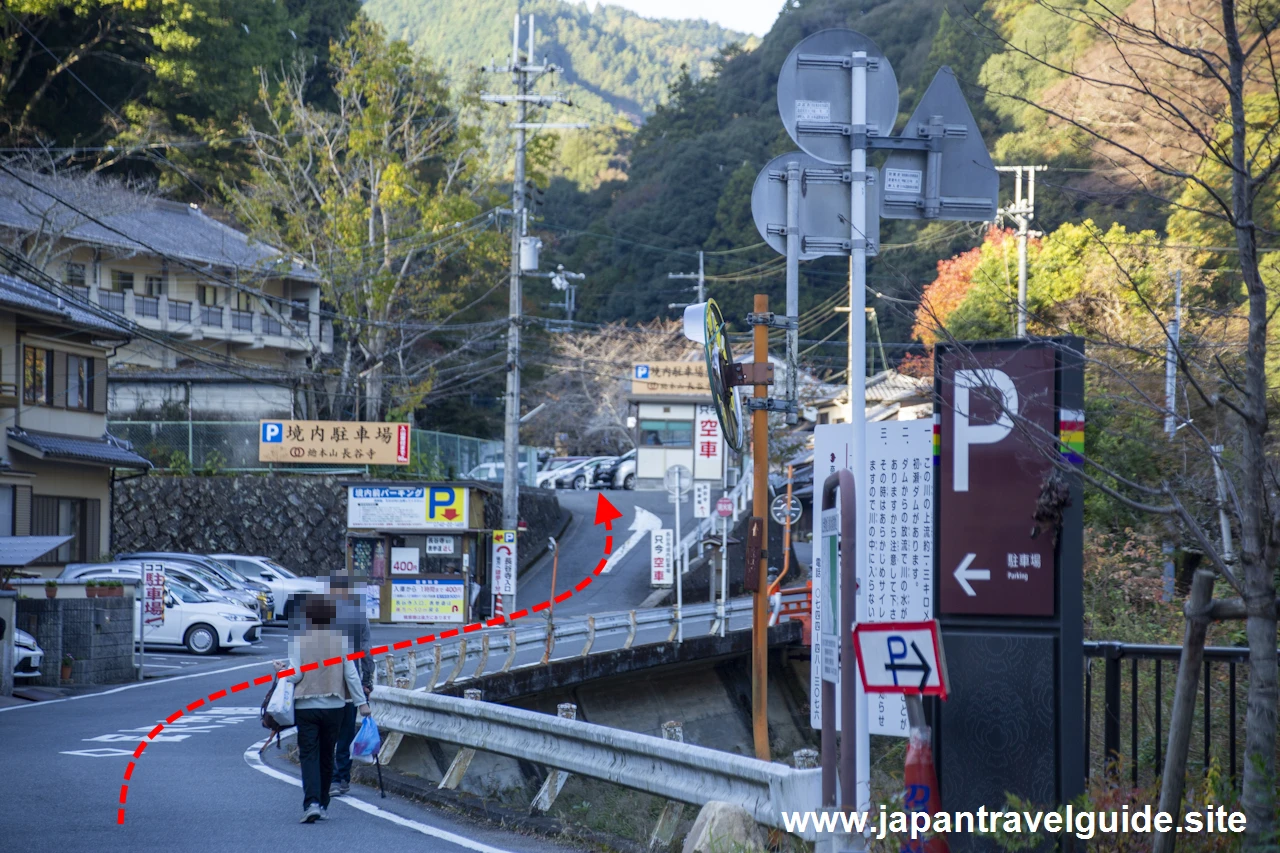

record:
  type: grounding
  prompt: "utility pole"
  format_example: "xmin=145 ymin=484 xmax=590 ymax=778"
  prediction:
xmin=995 ymin=165 xmax=1047 ymax=338
xmin=483 ymin=13 xmax=585 ymax=535
xmin=1164 ymin=269 xmax=1182 ymax=436
xmin=666 ymin=251 xmax=705 ymax=311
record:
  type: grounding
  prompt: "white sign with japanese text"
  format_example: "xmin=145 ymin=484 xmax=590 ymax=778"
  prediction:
xmin=693 ymin=404 xmax=724 ymax=481
xmin=390 ymin=547 xmax=419 ymax=575
xmin=142 ymin=562 xmax=165 ymax=627
xmin=810 ymin=424 xmax=851 ymax=729
xmin=694 ymin=482 xmax=712 ymax=518
xmin=650 ymin=528 xmax=674 ymax=587
xmin=425 ymin=536 xmax=455 ymax=555
xmin=491 ymin=530 xmax=517 ymax=597
xmin=347 ymin=486 xmax=426 ymax=529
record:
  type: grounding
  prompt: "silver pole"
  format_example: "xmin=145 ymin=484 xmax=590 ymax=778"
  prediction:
xmin=848 ymin=49 xmax=870 ymax=815
xmin=136 ymin=579 xmax=145 ymax=681
xmin=1212 ymin=444 xmax=1233 ymax=561
xmin=674 ymin=468 xmax=683 ymax=644
xmin=785 ymin=160 xmax=800 ymax=425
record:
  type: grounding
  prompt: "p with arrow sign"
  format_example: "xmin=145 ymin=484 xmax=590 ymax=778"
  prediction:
xmin=852 ymin=619 xmax=950 ymax=699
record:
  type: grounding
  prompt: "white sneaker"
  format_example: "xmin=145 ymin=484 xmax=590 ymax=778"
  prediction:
xmin=301 ymin=803 xmax=322 ymax=823
xmin=318 ymin=807 xmax=329 ymax=821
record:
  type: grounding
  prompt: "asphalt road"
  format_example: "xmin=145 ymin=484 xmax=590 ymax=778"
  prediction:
xmin=0 ymin=650 xmax=583 ymax=853
xmin=520 ymin=487 xmax=706 ymax=618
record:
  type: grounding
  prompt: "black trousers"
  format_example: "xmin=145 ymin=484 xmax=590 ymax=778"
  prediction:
xmin=295 ymin=706 xmax=344 ymax=809
xmin=332 ymin=702 xmax=357 ymax=785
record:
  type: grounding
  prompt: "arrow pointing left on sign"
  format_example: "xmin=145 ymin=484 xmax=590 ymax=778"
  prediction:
xmin=885 ymin=640 xmax=933 ymax=693
xmin=954 ymin=552 xmax=990 ymax=596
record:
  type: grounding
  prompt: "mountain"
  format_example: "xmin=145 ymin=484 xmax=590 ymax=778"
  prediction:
xmin=361 ymin=0 xmax=757 ymax=118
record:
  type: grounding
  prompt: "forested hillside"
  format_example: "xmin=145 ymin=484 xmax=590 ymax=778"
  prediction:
xmin=361 ymin=0 xmax=755 ymax=118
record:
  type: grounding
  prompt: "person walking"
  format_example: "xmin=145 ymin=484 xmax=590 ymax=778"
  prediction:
xmin=329 ymin=573 xmax=374 ymax=797
xmin=278 ymin=595 xmax=369 ymax=824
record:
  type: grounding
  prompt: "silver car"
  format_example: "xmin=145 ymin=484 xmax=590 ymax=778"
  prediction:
xmin=118 ymin=552 xmax=272 ymax=620
xmin=62 ymin=560 xmax=262 ymax=617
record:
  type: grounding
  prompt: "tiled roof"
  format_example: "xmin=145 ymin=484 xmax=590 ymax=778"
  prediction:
xmin=0 ymin=169 xmax=317 ymax=280
xmin=7 ymin=427 xmax=152 ymax=469
xmin=0 ymin=270 xmax=128 ymax=337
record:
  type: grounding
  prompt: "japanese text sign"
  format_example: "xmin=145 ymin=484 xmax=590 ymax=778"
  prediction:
xmin=260 ymin=420 xmax=411 ymax=465
xmin=142 ymin=562 xmax=165 ymax=627
xmin=491 ymin=530 xmax=517 ymax=598
xmin=650 ymin=528 xmax=673 ymax=587
xmin=631 ymin=362 xmax=712 ymax=396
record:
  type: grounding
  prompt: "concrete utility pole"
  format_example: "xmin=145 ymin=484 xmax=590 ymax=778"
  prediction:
xmin=482 ymin=14 xmax=585 ymax=532
xmin=666 ymin=251 xmax=705 ymax=311
xmin=995 ymin=165 xmax=1047 ymax=338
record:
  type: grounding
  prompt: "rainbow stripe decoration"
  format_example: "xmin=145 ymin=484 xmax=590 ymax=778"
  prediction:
xmin=932 ymin=414 xmax=941 ymax=465
xmin=1059 ymin=409 xmax=1084 ymax=464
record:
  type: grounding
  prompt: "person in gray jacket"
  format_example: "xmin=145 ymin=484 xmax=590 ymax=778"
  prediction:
xmin=330 ymin=573 xmax=375 ymax=796
xmin=277 ymin=595 xmax=369 ymax=824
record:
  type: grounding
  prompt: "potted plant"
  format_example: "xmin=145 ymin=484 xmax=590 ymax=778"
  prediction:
xmin=45 ymin=580 xmax=57 ymax=599
xmin=61 ymin=654 xmax=74 ymax=681
xmin=84 ymin=580 xmax=98 ymax=599
xmin=101 ymin=580 xmax=124 ymax=598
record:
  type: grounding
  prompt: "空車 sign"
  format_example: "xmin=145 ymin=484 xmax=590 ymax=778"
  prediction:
xmin=650 ymin=528 xmax=674 ymax=587
xmin=260 ymin=420 xmax=410 ymax=465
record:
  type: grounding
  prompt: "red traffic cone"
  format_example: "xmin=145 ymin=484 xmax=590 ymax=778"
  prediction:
xmin=902 ymin=722 xmax=949 ymax=853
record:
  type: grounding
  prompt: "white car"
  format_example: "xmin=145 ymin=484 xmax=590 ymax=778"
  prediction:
xmin=137 ymin=581 xmax=262 ymax=655
xmin=210 ymin=555 xmax=324 ymax=615
xmin=13 ymin=629 xmax=43 ymax=679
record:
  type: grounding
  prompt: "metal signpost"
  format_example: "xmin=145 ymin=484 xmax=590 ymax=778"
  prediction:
xmin=758 ymin=29 xmax=998 ymax=824
xmin=664 ymin=464 xmax=692 ymax=642
xmin=934 ymin=338 xmax=1085 ymax=847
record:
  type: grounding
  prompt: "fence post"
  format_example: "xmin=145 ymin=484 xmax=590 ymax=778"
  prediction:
xmin=624 ymin=610 xmax=638 ymax=650
xmin=648 ymin=721 xmax=686 ymax=850
xmin=438 ymin=689 xmax=484 ymax=789
xmin=530 ymin=703 xmax=577 ymax=813
xmin=444 ymin=639 xmax=467 ymax=686
xmin=422 ymin=645 xmax=442 ymax=693
xmin=1104 ymin=642 xmax=1122 ymax=777
xmin=1154 ymin=570 xmax=1215 ymax=853
xmin=500 ymin=630 xmax=518 ymax=673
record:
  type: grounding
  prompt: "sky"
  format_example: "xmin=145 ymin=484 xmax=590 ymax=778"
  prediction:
xmin=579 ymin=0 xmax=784 ymax=37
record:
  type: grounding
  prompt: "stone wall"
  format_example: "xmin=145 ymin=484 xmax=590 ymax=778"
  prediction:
xmin=113 ymin=475 xmax=565 ymax=576
xmin=16 ymin=598 xmax=135 ymax=685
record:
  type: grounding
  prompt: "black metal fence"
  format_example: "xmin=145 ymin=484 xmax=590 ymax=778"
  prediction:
xmin=1084 ymin=641 xmax=1251 ymax=791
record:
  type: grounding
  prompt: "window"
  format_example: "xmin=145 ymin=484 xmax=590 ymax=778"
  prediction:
xmin=198 ymin=284 xmax=220 ymax=306
xmin=32 ymin=496 xmax=98 ymax=564
xmin=234 ymin=291 xmax=254 ymax=311
xmin=65 ymin=355 xmax=92 ymax=410
xmin=64 ymin=263 xmax=86 ymax=287
xmin=23 ymin=347 xmax=51 ymax=405
xmin=639 ymin=419 xmax=692 ymax=448
xmin=145 ymin=275 xmax=164 ymax=296
xmin=110 ymin=270 xmax=135 ymax=291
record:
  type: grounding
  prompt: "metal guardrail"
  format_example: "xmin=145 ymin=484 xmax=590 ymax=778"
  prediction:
xmin=369 ymin=685 xmax=822 ymax=839
xmin=378 ymin=598 xmax=757 ymax=690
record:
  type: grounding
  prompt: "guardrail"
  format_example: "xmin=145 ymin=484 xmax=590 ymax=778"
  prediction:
xmin=375 ymin=598 xmax=757 ymax=691
xmin=368 ymin=685 xmax=822 ymax=839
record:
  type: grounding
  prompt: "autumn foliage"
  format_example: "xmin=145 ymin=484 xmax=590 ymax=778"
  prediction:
xmin=912 ymin=227 xmax=1014 ymax=345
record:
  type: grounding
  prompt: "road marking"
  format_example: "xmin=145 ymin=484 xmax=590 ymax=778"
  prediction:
xmin=244 ymin=737 xmax=524 ymax=853
xmin=0 ymin=659 xmax=270 ymax=714
xmin=602 ymin=506 xmax=661 ymax=573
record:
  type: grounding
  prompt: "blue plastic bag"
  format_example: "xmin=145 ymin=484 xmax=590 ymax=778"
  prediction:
xmin=350 ymin=714 xmax=381 ymax=763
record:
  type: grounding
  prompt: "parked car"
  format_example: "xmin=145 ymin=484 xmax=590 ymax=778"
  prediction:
xmin=13 ymin=629 xmax=43 ymax=679
xmin=465 ymin=462 xmax=528 ymax=483
xmin=64 ymin=560 xmax=260 ymax=616
xmin=546 ymin=456 xmax=614 ymax=490
xmin=118 ymin=552 xmax=273 ymax=619
xmin=535 ymin=457 xmax=588 ymax=488
xmin=134 ymin=580 xmax=261 ymax=655
xmin=210 ymin=554 xmax=324 ymax=616
xmin=594 ymin=449 xmax=636 ymax=490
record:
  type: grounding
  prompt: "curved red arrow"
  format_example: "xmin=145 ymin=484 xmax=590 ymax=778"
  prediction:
xmin=115 ymin=494 xmax=628 ymax=824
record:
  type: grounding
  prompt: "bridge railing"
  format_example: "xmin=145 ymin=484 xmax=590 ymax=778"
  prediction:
xmin=368 ymin=685 xmax=822 ymax=840
xmin=374 ymin=598 xmax=757 ymax=691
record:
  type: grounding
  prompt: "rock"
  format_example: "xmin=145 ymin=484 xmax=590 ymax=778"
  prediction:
xmin=682 ymin=802 xmax=769 ymax=853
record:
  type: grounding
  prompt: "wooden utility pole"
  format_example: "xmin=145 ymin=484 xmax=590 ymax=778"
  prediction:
xmin=751 ymin=292 xmax=771 ymax=761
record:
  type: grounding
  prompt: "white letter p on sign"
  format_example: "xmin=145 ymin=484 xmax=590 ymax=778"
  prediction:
xmin=953 ymin=369 xmax=1017 ymax=492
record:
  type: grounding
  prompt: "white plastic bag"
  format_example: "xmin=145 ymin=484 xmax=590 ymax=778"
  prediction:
xmin=264 ymin=677 xmax=295 ymax=728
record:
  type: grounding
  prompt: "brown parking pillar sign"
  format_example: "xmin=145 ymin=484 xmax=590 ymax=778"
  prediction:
xmin=937 ymin=345 xmax=1058 ymax=616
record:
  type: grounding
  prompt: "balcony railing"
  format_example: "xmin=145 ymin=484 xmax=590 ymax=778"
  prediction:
xmin=66 ymin=285 xmax=90 ymax=301
xmin=98 ymin=290 xmax=125 ymax=312
xmin=168 ymin=300 xmax=192 ymax=323
xmin=230 ymin=309 xmax=253 ymax=332
xmin=262 ymin=315 xmax=283 ymax=336
xmin=135 ymin=294 xmax=160 ymax=319
xmin=201 ymin=305 xmax=221 ymax=327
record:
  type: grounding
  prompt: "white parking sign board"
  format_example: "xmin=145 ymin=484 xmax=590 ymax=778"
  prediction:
xmin=852 ymin=620 xmax=949 ymax=699
xmin=650 ymin=529 xmax=673 ymax=587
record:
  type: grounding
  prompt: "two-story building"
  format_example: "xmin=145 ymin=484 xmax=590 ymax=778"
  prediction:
xmin=0 ymin=168 xmax=333 ymax=421
xmin=0 ymin=270 xmax=151 ymax=574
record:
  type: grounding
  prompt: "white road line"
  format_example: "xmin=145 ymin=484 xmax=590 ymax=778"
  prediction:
xmin=0 ymin=659 xmax=271 ymax=713
xmin=243 ymin=737 xmax=522 ymax=853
